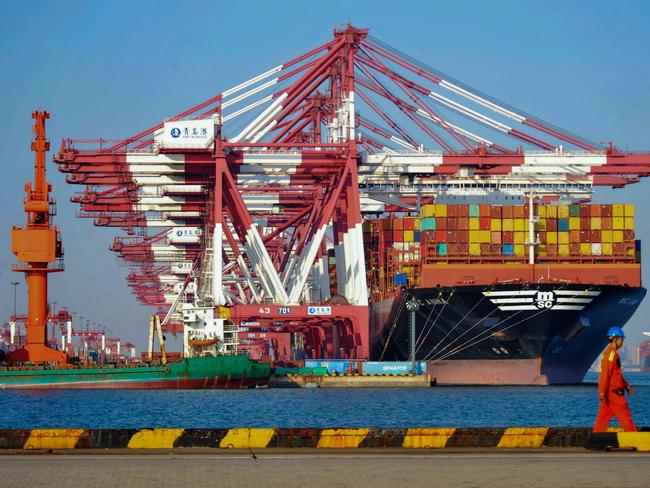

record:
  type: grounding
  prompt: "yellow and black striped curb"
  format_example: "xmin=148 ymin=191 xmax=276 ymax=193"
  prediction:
xmin=0 ymin=428 xmax=647 ymax=450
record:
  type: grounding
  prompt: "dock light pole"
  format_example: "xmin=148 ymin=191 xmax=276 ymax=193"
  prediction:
xmin=11 ymin=281 xmax=19 ymax=318
xmin=406 ymin=297 xmax=420 ymax=375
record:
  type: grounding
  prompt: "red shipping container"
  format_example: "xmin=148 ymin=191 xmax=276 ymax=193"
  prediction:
xmin=502 ymin=206 xmax=514 ymax=219
xmin=513 ymin=206 xmax=525 ymax=218
xmin=580 ymin=217 xmax=590 ymax=230
xmin=445 ymin=243 xmax=457 ymax=255
xmin=392 ymin=230 xmax=403 ymax=241
xmin=437 ymin=218 xmax=447 ymax=230
xmin=479 ymin=204 xmax=490 ymax=218
xmin=457 ymin=230 xmax=469 ymax=242
xmin=447 ymin=204 xmax=458 ymax=217
xmin=538 ymin=232 xmax=547 ymax=244
xmin=613 ymin=243 xmax=624 ymax=254
xmin=491 ymin=232 xmax=502 ymax=244
xmin=546 ymin=219 xmax=558 ymax=231
xmin=590 ymin=230 xmax=601 ymax=242
xmin=547 ymin=244 xmax=558 ymax=255
xmin=446 ymin=230 xmax=458 ymax=242
xmin=456 ymin=243 xmax=469 ymax=255
xmin=490 ymin=206 xmax=502 ymax=219
xmin=480 ymin=243 xmax=491 ymax=254
xmin=569 ymin=230 xmax=580 ymax=242
xmin=580 ymin=230 xmax=591 ymax=242
xmin=447 ymin=218 xmax=458 ymax=230
xmin=624 ymin=230 xmax=635 ymax=241
xmin=393 ymin=218 xmax=403 ymax=230
xmin=601 ymin=205 xmax=613 ymax=217
xmin=479 ymin=217 xmax=490 ymax=230
xmin=404 ymin=218 xmax=414 ymax=230
xmin=381 ymin=219 xmax=392 ymax=230
xmin=491 ymin=244 xmax=502 ymax=254
xmin=579 ymin=205 xmax=590 ymax=217
xmin=382 ymin=230 xmax=393 ymax=242
xmin=458 ymin=217 xmax=469 ymax=230
xmin=457 ymin=205 xmax=469 ymax=217
xmin=435 ymin=230 xmax=447 ymax=242
xmin=421 ymin=230 xmax=435 ymax=241
xmin=591 ymin=205 xmax=602 ymax=217
xmin=570 ymin=243 xmax=581 ymax=255
xmin=601 ymin=217 xmax=613 ymax=229
xmin=502 ymin=231 xmax=514 ymax=244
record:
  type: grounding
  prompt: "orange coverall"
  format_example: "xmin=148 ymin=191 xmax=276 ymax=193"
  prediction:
xmin=593 ymin=344 xmax=637 ymax=432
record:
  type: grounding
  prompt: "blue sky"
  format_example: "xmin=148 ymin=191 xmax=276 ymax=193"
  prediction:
xmin=0 ymin=0 xmax=649 ymax=351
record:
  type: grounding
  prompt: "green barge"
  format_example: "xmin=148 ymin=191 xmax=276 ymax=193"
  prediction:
xmin=0 ymin=356 xmax=271 ymax=389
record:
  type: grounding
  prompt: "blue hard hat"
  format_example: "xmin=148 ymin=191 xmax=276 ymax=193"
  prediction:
xmin=606 ymin=326 xmax=625 ymax=339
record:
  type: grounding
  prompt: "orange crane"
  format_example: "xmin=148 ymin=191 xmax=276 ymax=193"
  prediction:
xmin=8 ymin=111 xmax=67 ymax=364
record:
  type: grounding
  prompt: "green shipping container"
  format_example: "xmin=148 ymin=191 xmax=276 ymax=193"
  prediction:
xmin=469 ymin=204 xmax=480 ymax=217
xmin=569 ymin=205 xmax=581 ymax=217
xmin=421 ymin=217 xmax=436 ymax=230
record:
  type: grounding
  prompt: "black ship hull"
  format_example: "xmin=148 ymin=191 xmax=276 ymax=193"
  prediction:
xmin=370 ymin=285 xmax=645 ymax=384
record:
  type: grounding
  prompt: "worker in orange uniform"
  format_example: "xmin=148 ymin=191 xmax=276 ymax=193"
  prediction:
xmin=593 ymin=327 xmax=637 ymax=432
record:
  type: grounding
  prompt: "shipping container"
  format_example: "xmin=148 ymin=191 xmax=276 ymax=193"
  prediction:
xmin=361 ymin=361 xmax=427 ymax=375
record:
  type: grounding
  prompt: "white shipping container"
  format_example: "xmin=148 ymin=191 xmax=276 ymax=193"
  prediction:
xmin=591 ymin=243 xmax=602 ymax=256
xmin=168 ymin=227 xmax=202 ymax=244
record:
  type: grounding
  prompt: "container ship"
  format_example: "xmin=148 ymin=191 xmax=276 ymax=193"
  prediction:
xmin=366 ymin=202 xmax=645 ymax=385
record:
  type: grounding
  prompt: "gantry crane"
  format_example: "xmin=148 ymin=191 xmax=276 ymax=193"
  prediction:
xmin=8 ymin=111 xmax=67 ymax=364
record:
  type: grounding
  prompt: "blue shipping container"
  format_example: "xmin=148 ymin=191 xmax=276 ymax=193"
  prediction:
xmin=502 ymin=244 xmax=514 ymax=256
xmin=361 ymin=361 xmax=427 ymax=375
xmin=558 ymin=219 xmax=569 ymax=231
xmin=304 ymin=360 xmax=354 ymax=374
xmin=436 ymin=243 xmax=448 ymax=256
xmin=393 ymin=273 xmax=408 ymax=286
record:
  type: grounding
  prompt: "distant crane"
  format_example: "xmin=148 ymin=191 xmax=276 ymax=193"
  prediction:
xmin=8 ymin=112 xmax=66 ymax=364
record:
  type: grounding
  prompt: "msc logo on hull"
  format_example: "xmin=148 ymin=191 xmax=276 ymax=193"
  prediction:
xmin=534 ymin=291 xmax=556 ymax=310
xmin=482 ymin=289 xmax=600 ymax=312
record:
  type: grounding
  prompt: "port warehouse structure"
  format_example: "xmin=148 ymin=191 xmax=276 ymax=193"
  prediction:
xmin=54 ymin=25 xmax=650 ymax=361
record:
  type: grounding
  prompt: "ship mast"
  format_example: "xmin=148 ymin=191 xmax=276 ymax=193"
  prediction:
xmin=8 ymin=111 xmax=67 ymax=365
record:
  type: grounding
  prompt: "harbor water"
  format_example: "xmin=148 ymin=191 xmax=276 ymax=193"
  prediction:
xmin=1 ymin=373 xmax=648 ymax=429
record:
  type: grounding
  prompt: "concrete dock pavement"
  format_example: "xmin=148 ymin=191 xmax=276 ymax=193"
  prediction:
xmin=0 ymin=450 xmax=649 ymax=488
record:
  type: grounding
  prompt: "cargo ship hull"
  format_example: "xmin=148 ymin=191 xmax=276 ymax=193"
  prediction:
xmin=370 ymin=285 xmax=645 ymax=384
xmin=0 ymin=356 xmax=271 ymax=389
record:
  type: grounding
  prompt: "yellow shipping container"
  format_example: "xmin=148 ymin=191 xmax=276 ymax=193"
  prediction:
xmin=627 ymin=246 xmax=635 ymax=257
xmin=469 ymin=218 xmax=480 ymax=230
xmin=514 ymin=245 xmax=525 ymax=256
xmin=537 ymin=218 xmax=546 ymax=231
xmin=547 ymin=232 xmax=558 ymax=245
xmin=613 ymin=217 xmax=624 ymax=230
xmin=602 ymin=243 xmax=613 ymax=255
xmin=491 ymin=219 xmax=502 ymax=231
xmin=514 ymin=219 xmax=525 ymax=232
xmin=514 ymin=232 xmax=525 ymax=244
xmin=435 ymin=204 xmax=447 ymax=217
xmin=558 ymin=206 xmax=569 ymax=218
xmin=580 ymin=243 xmax=592 ymax=255
xmin=480 ymin=230 xmax=491 ymax=243
xmin=469 ymin=230 xmax=481 ymax=242
xmin=414 ymin=219 xmax=420 ymax=230
xmin=538 ymin=206 xmax=547 ymax=218
xmin=502 ymin=219 xmax=514 ymax=231
xmin=625 ymin=204 xmax=634 ymax=217
xmin=559 ymin=244 xmax=570 ymax=256
xmin=613 ymin=204 xmax=624 ymax=217
xmin=624 ymin=217 xmax=634 ymax=230
xmin=421 ymin=204 xmax=435 ymax=217
xmin=469 ymin=243 xmax=481 ymax=256
xmin=547 ymin=206 xmax=558 ymax=218
xmin=569 ymin=217 xmax=580 ymax=230
xmin=602 ymin=230 xmax=613 ymax=242
xmin=613 ymin=230 xmax=624 ymax=242
xmin=558 ymin=232 xmax=569 ymax=245
xmin=404 ymin=230 xmax=414 ymax=242
xmin=591 ymin=217 xmax=601 ymax=230
xmin=537 ymin=244 xmax=547 ymax=256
